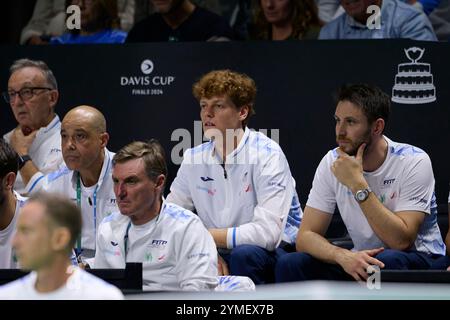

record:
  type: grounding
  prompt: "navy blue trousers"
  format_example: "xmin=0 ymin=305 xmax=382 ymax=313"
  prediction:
xmin=429 ymin=255 xmax=450 ymax=270
xmin=220 ymin=244 xmax=293 ymax=284
xmin=275 ymin=249 xmax=441 ymax=282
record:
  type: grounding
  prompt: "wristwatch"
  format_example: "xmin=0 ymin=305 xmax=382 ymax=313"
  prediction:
xmin=354 ymin=187 xmax=372 ymax=203
xmin=18 ymin=154 xmax=32 ymax=170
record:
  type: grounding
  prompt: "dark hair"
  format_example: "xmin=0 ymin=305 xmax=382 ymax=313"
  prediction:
xmin=0 ymin=139 xmax=19 ymax=179
xmin=68 ymin=0 xmax=120 ymax=34
xmin=113 ymin=139 xmax=168 ymax=190
xmin=29 ymin=192 xmax=82 ymax=253
xmin=336 ymin=84 xmax=391 ymax=126
xmin=254 ymin=0 xmax=321 ymax=40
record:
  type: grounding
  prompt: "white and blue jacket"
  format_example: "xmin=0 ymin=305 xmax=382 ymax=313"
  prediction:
xmin=28 ymin=149 xmax=117 ymax=252
xmin=94 ymin=201 xmax=218 ymax=291
xmin=167 ymin=127 xmax=303 ymax=251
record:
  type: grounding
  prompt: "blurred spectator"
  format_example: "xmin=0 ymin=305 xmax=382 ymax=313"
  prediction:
xmin=315 ymin=0 xmax=344 ymax=22
xmin=429 ymin=0 xmax=450 ymax=40
xmin=319 ymin=0 xmax=437 ymax=40
xmin=20 ymin=0 xmax=134 ymax=45
xmin=20 ymin=0 xmax=66 ymax=45
xmin=126 ymin=0 xmax=235 ymax=42
xmin=0 ymin=193 xmax=124 ymax=299
xmin=250 ymin=0 xmax=322 ymax=40
xmin=134 ymin=0 xmax=153 ymax=23
xmin=400 ymin=0 xmax=442 ymax=15
xmin=118 ymin=0 xmax=136 ymax=30
xmin=195 ymin=0 xmax=253 ymax=40
xmin=50 ymin=0 xmax=127 ymax=44
xmin=316 ymin=0 xmax=442 ymax=22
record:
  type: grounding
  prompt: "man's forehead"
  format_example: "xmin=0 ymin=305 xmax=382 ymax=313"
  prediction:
xmin=9 ymin=69 xmax=45 ymax=86
xmin=336 ymin=101 xmax=365 ymax=116
xmin=19 ymin=202 xmax=45 ymax=224
xmin=200 ymin=95 xmax=230 ymax=103
xmin=61 ymin=115 xmax=95 ymax=131
xmin=113 ymin=159 xmax=145 ymax=176
xmin=61 ymin=124 xmax=89 ymax=132
xmin=10 ymin=67 xmax=45 ymax=80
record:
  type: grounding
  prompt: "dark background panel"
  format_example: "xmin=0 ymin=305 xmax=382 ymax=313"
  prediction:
xmin=0 ymin=40 xmax=448 ymax=208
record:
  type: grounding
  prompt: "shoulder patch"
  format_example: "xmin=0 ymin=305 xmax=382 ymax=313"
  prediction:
xmin=47 ymin=166 xmax=71 ymax=182
xmin=390 ymin=145 xmax=425 ymax=157
xmin=164 ymin=203 xmax=194 ymax=221
xmin=102 ymin=211 xmax=121 ymax=224
xmin=189 ymin=141 xmax=214 ymax=155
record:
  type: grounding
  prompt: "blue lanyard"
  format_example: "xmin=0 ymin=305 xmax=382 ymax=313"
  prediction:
xmin=75 ymin=172 xmax=98 ymax=253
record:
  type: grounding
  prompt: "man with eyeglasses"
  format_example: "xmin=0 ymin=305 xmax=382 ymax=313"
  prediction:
xmin=2 ymin=59 xmax=63 ymax=195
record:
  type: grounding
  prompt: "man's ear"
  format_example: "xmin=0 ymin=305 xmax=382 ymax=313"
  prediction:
xmin=3 ymin=172 xmax=16 ymax=191
xmin=155 ymin=174 xmax=165 ymax=190
xmin=51 ymin=226 xmax=72 ymax=252
xmin=239 ymin=105 xmax=249 ymax=122
xmin=100 ymin=132 xmax=110 ymax=148
xmin=48 ymin=90 xmax=59 ymax=108
xmin=372 ymin=118 xmax=385 ymax=135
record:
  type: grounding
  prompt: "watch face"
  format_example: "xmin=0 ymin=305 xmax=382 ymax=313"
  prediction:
xmin=356 ymin=189 xmax=369 ymax=202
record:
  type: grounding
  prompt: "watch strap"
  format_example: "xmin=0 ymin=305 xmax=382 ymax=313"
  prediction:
xmin=18 ymin=154 xmax=32 ymax=170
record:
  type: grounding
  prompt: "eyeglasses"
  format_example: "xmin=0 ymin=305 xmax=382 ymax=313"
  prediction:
xmin=2 ymin=87 xmax=53 ymax=104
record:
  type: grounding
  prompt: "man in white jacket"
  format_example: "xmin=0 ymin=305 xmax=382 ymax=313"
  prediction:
xmin=2 ymin=59 xmax=63 ymax=195
xmin=0 ymin=140 xmax=27 ymax=269
xmin=166 ymin=70 xmax=302 ymax=284
xmin=94 ymin=140 xmax=218 ymax=291
xmin=28 ymin=105 xmax=118 ymax=263
xmin=0 ymin=192 xmax=123 ymax=300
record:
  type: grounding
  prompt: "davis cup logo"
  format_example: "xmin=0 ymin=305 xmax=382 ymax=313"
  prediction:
xmin=141 ymin=59 xmax=154 ymax=75
xmin=392 ymin=47 xmax=436 ymax=104
xmin=120 ymin=59 xmax=175 ymax=96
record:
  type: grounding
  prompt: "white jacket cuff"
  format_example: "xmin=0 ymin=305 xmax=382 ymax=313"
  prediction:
xmin=25 ymin=171 xmax=45 ymax=194
xmin=226 ymin=227 xmax=236 ymax=249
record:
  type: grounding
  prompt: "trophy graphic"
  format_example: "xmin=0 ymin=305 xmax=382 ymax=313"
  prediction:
xmin=392 ymin=47 xmax=436 ymax=104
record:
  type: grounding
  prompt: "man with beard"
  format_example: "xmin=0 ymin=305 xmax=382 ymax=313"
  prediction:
xmin=275 ymin=84 xmax=445 ymax=283
xmin=125 ymin=0 xmax=234 ymax=42
xmin=319 ymin=0 xmax=437 ymax=40
xmin=0 ymin=140 xmax=27 ymax=268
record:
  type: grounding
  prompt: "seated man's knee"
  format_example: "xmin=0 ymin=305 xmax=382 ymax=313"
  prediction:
xmin=375 ymin=249 xmax=409 ymax=269
xmin=231 ymin=244 xmax=258 ymax=255
xmin=229 ymin=245 xmax=273 ymax=284
xmin=230 ymin=245 xmax=266 ymax=265
xmin=275 ymin=252 xmax=313 ymax=282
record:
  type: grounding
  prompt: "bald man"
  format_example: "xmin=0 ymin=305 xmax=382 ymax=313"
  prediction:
xmin=28 ymin=105 xmax=118 ymax=262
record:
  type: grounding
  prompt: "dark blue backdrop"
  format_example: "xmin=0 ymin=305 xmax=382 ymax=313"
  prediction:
xmin=1 ymin=40 xmax=449 ymax=211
